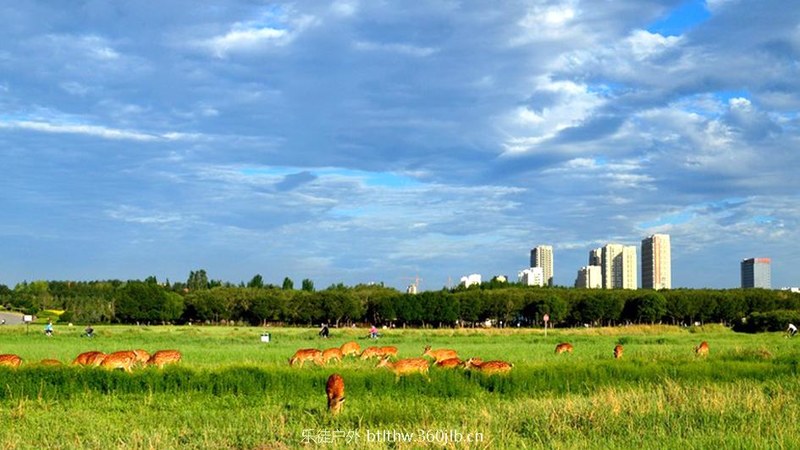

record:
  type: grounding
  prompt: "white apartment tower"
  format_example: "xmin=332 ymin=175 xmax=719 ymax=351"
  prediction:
xmin=641 ymin=234 xmax=671 ymax=290
xmin=601 ymin=244 xmax=637 ymax=290
xmin=518 ymin=267 xmax=545 ymax=287
xmin=575 ymin=265 xmax=602 ymax=289
xmin=530 ymin=245 xmax=554 ymax=287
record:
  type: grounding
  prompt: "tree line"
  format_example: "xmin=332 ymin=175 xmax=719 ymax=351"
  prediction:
xmin=1 ymin=272 xmax=798 ymax=332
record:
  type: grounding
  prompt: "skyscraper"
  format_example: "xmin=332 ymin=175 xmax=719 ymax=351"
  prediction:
xmin=641 ymin=234 xmax=671 ymax=290
xmin=530 ymin=245 xmax=554 ymax=287
xmin=741 ymin=258 xmax=771 ymax=289
xmin=601 ymin=244 xmax=637 ymax=289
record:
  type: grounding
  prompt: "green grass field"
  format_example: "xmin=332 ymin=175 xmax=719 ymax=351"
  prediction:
xmin=1 ymin=324 xmax=799 ymax=449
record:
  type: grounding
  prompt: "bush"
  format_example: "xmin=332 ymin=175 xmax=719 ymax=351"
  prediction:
xmin=733 ymin=310 xmax=800 ymax=333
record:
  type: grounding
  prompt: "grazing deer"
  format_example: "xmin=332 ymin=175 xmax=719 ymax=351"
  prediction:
xmin=435 ymin=357 xmax=464 ymax=369
xmin=73 ymin=351 xmax=106 ymax=366
xmin=422 ymin=345 xmax=458 ymax=363
xmin=326 ymin=373 xmax=345 ymax=415
xmin=695 ymin=341 xmax=710 ymax=357
xmin=132 ymin=349 xmax=151 ymax=365
xmin=0 ymin=354 xmax=22 ymax=368
xmin=376 ymin=356 xmax=430 ymax=381
xmin=614 ymin=344 xmax=624 ymax=359
xmin=555 ymin=342 xmax=574 ymax=354
xmin=289 ymin=349 xmax=323 ymax=367
xmin=360 ymin=346 xmax=382 ymax=360
xmin=378 ymin=346 xmax=398 ymax=358
xmin=340 ymin=341 xmax=361 ymax=357
xmin=464 ymin=358 xmax=513 ymax=375
xmin=322 ymin=348 xmax=344 ymax=365
xmin=100 ymin=351 xmax=137 ymax=372
xmin=147 ymin=350 xmax=182 ymax=368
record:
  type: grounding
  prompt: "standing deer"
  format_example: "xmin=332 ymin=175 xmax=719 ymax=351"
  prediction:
xmin=340 ymin=341 xmax=361 ymax=357
xmin=73 ymin=351 xmax=106 ymax=366
xmin=376 ymin=357 xmax=430 ymax=381
xmin=148 ymin=350 xmax=183 ymax=368
xmin=555 ymin=342 xmax=574 ymax=354
xmin=0 ymin=354 xmax=22 ymax=368
xmin=326 ymin=373 xmax=345 ymax=415
xmin=614 ymin=344 xmax=624 ymax=359
xmin=132 ymin=349 xmax=151 ymax=366
xmin=289 ymin=349 xmax=323 ymax=367
xmin=100 ymin=351 xmax=137 ymax=372
xmin=695 ymin=341 xmax=710 ymax=357
xmin=422 ymin=345 xmax=458 ymax=363
xmin=322 ymin=348 xmax=344 ymax=365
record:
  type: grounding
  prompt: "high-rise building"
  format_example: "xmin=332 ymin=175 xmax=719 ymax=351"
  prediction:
xmin=601 ymin=244 xmax=637 ymax=289
xmin=589 ymin=248 xmax=603 ymax=267
xmin=530 ymin=245 xmax=554 ymax=287
xmin=641 ymin=234 xmax=671 ymax=290
xmin=741 ymin=258 xmax=771 ymax=289
xmin=518 ymin=267 xmax=545 ymax=287
xmin=575 ymin=265 xmax=602 ymax=289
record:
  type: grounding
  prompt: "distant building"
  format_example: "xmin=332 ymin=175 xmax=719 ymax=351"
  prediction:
xmin=601 ymin=244 xmax=637 ymax=289
xmin=492 ymin=275 xmax=508 ymax=283
xmin=460 ymin=274 xmax=482 ymax=288
xmin=518 ymin=267 xmax=545 ymax=287
xmin=575 ymin=265 xmax=602 ymax=289
xmin=406 ymin=284 xmax=418 ymax=294
xmin=589 ymin=247 xmax=603 ymax=266
xmin=530 ymin=245 xmax=554 ymax=286
xmin=641 ymin=234 xmax=671 ymax=289
xmin=741 ymin=258 xmax=771 ymax=289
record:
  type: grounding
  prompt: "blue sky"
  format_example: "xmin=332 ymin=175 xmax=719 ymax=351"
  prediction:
xmin=1 ymin=0 xmax=799 ymax=290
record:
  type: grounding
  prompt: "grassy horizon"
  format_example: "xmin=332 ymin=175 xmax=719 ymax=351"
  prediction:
xmin=1 ymin=324 xmax=798 ymax=448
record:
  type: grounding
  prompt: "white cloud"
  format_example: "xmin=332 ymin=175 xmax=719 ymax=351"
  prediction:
xmin=205 ymin=12 xmax=318 ymax=58
xmin=0 ymin=119 xmax=211 ymax=143
xmin=331 ymin=0 xmax=359 ymax=17
xmin=353 ymin=41 xmax=438 ymax=57
xmin=500 ymin=77 xmax=605 ymax=154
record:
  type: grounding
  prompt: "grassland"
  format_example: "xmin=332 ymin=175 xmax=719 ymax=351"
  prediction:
xmin=1 ymin=324 xmax=799 ymax=449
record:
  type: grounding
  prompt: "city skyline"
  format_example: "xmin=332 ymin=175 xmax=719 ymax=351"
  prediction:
xmin=1 ymin=1 xmax=799 ymax=291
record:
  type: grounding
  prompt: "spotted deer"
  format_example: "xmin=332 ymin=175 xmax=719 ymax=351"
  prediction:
xmin=422 ymin=345 xmax=458 ymax=363
xmin=695 ymin=341 xmax=710 ymax=357
xmin=132 ymin=349 xmax=151 ymax=365
xmin=147 ymin=350 xmax=182 ymax=368
xmin=322 ymin=348 xmax=344 ymax=365
xmin=378 ymin=346 xmax=398 ymax=358
xmin=73 ymin=351 xmax=106 ymax=366
xmin=614 ymin=344 xmax=624 ymax=359
xmin=376 ymin=356 xmax=430 ymax=381
xmin=0 ymin=354 xmax=22 ymax=368
xmin=435 ymin=357 xmax=464 ymax=369
xmin=360 ymin=346 xmax=382 ymax=360
xmin=339 ymin=341 xmax=361 ymax=357
xmin=464 ymin=358 xmax=513 ymax=375
xmin=100 ymin=351 xmax=137 ymax=372
xmin=555 ymin=342 xmax=574 ymax=354
xmin=326 ymin=373 xmax=345 ymax=415
xmin=289 ymin=349 xmax=323 ymax=367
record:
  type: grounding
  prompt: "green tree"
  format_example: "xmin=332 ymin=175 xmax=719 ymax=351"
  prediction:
xmin=248 ymin=274 xmax=264 ymax=289
xmin=187 ymin=270 xmax=209 ymax=291
xmin=301 ymin=278 xmax=315 ymax=292
xmin=282 ymin=277 xmax=294 ymax=290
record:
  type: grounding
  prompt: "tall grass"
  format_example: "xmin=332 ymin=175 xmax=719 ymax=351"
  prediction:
xmin=1 ymin=324 xmax=800 ymax=448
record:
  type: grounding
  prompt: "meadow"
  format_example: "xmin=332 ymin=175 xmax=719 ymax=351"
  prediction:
xmin=1 ymin=323 xmax=799 ymax=449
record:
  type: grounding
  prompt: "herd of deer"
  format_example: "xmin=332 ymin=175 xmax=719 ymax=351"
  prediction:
xmin=323 ymin=340 xmax=713 ymax=415
xmin=0 ymin=349 xmax=182 ymax=371
xmin=291 ymin=342 xmax=515 ymax=382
